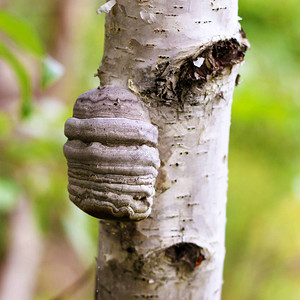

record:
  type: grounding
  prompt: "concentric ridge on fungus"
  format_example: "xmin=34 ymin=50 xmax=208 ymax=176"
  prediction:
xmin=63 ymin=87 xmax=160 ymax=221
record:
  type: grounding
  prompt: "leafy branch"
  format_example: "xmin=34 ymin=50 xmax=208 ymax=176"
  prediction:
xmin=0 ymin=10 xmax=63 ymax=118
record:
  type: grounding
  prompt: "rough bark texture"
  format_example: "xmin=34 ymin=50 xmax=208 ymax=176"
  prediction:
xmin=95 ymin=1 xmax=248 ymax=299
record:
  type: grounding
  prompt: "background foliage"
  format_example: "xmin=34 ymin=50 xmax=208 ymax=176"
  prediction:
xmin=0 ymin=0 xmax=299 ymax=299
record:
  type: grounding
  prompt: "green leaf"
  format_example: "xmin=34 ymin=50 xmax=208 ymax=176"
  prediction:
xmin=41 ymin=56 xmax=65 ymax=89
xmin=0 ymin=112 xmax=13 ymax=137
xmin=0 ymin=9 xmax=44 ymax=57
xmin=0 ymin=178 xmax=21 ymax=212
xmin=0 ymin=40 xmax=33 ymax=118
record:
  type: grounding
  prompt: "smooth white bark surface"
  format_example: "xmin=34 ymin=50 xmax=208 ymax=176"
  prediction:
xmin=95 ymin=1 xmax=247 ymax=299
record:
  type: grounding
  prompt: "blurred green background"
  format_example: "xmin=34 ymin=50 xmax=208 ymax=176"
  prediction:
xmin=0 ymin=0 xmax=299 ymax=299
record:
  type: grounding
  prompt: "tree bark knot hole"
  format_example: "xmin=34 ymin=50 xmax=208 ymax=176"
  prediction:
xmin=153 ymin=38 xmax=248 ymax=108
xmin=165 ymin=243 xmax=205 ymax=271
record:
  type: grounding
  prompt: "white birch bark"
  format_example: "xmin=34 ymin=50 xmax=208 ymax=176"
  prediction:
xmin=95 ymin=1 xmax=248 ymax=299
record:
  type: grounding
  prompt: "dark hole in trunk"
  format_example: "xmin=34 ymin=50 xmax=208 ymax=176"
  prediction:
xmin=165 ymin=242 xmax=205 ymax=271
xmin=175 ymin=38 xmax=248 ymax=105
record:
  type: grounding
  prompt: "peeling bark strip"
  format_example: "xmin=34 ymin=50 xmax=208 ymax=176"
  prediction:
xmin=95 ymin=0 xmax=248 ymax=299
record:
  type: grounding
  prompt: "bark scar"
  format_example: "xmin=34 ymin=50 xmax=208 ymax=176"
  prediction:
xmin=148 ymin=38 xmax=248 ymax=109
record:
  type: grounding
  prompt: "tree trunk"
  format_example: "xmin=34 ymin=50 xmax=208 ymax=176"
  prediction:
xmin=0 ymin=198 xmax=42 ymax=300
xmin=95 ymin=1 xmax=248 ymax=299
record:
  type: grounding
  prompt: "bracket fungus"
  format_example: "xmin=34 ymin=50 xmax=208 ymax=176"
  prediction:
xmin=64 ymin=87 xmax=160 ymax=221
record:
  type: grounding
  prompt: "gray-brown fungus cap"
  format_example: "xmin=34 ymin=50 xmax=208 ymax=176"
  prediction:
xmin=63 ymin=87 xmax=160 ymax=221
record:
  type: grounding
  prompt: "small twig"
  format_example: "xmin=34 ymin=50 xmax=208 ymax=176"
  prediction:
xmin=50 ymin=265 xmax=94 ymax=300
